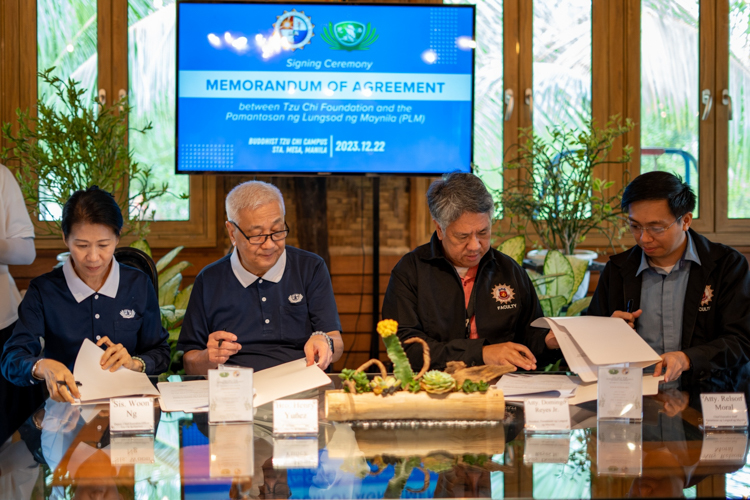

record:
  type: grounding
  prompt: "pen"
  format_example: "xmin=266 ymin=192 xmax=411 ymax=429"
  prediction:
xmin=218 ymin=339 xmax=224 ymax=348
xmin=626 ymin=299 xmax=634 ymax=313
xmin=56 ymin=380 xmax=82 ymax=390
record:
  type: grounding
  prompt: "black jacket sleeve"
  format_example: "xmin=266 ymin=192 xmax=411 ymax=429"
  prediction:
xmin=381 ymin=259 xmax=486 ymax=372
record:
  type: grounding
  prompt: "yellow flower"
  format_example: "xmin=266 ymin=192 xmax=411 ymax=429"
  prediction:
xmin=376 ymin=319 xmax=398 ymax=338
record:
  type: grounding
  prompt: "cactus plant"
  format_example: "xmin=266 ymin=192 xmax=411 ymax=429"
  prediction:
xmin=420 ymin=370 xmax=456 ymax=394
xmin=377 ymin=319 xmax=415 ymax=388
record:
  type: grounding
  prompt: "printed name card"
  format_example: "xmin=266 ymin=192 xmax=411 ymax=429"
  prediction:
xmin=700 ymin=393 xmax=749 ymax=428
xmin=273 ymin=399 xmax=319 ymax=434
xmin=273 ymin=437 xmax=319 ymax=468
xmin=699 ymin=432 xmax=749 ymax=463
xmin=210 ymin=424 xmax=254 ymax=477
xmin=209 ymin=367 xmax=254 ymax=424
xmin=523 ymin=434 xmax=571 ymax=464
xmin=524 ymin=398 xmax=571 ymax=432
xmin=597 ymin=365 xmax=643 ymax=421
xmin=109 ymin=397 xmax=154 ymax=433
xmin=111 ymin=436 xmax=155 ymax=465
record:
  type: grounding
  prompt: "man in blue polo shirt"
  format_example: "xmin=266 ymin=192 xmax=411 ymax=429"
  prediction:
xmin=178 ymin=181 xmax=343 ymax=373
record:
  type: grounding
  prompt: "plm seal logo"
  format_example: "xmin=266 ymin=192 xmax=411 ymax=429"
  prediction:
xmin=274 ymin=10 xmax=314 ymax=51
xmin=491 ymin=284 xmax=515 ymax=304
xmin=701 ymin=285 xmax=714 ymax=307
xmin=321 ymin=21 xmax=379 ymax=51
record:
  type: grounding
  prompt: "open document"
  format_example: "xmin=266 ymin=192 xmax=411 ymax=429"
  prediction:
xmin=73 ymin=339 xmax=159 ymax=403
xmin=495 ymin=373 xmax=580 ymax=402
xmin=158 ymin=380 xmax=209 ymax=413
xmin=531 ymin=316 xmax=662 ymax=383
xmin=253 ymin=358 xmax=332 ymax=407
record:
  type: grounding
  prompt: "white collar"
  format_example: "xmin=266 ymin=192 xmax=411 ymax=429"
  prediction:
xmin=230 ymin=248 xmax=286 ymax=288
xmin=63 ymin=255 xmax=120 ymax=303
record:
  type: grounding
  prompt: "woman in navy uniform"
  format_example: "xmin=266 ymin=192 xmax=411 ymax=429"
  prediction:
xmin=1 ymin=187 xmax=169 ymax=403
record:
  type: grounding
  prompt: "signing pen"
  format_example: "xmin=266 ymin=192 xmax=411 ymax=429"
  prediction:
xmin=626 ymin=299 xmax=634 ymax=313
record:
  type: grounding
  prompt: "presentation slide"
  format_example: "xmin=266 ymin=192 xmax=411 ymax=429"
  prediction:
xmin=177 ymin=2 xmax=475 ymax=174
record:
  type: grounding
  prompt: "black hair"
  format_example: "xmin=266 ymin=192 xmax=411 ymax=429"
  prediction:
xmin=621 ymin=171 xmax=696 ymax=217
xmin=61 ymin=186 xmax=124 ymax=238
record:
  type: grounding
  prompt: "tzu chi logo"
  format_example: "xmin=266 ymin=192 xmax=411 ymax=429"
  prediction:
xmin=273 ymin=10 xmax=315 ymax=51
xmin=491 ymin=284 xmax=515 ymax=304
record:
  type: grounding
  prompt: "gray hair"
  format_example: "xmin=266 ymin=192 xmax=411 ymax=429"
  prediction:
xmin=427 ymin=172 xmax=494 ymax=230
xmin=225 ymin=180 xmax=286 ymax=222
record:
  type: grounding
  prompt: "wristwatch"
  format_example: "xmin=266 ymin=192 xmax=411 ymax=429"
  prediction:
xmin=311 ymin=331 xmax=334 ymax=354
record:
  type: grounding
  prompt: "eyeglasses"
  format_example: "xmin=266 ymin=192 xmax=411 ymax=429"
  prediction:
xmin=627 ymin=215 xmax=683 ymax=237
xmin=230 ymin=221 xmax=290 ymax=245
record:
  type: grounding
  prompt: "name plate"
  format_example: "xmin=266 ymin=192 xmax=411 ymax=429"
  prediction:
xmin=523 ymin=434 xmax=571 ymax=464
xmin=273 ymin=400 xmax=319 ymax=434
xmin=209 ymin=367 xmax=254 ymax=424
xmin=597 ymin=365 xmax=643 ymax=421
xmin=700 ymin=432 xmax=749 ymax=463
xmin=111 ymin=436 xmax=155 ymax=465
xmin=524 ymin=398 xmax=571 ymax=432
xmin=109 ymin=397 xmax=154 ymax=433
xmin=273 ymin=438 xmax=319 ymax=468
xmin=210 ymin=424 xmax=254 ymax=477
xmin=700 ymin=393 xmax=749 ymax=429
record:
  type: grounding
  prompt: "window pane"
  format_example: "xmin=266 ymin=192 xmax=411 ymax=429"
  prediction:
xmin=129 ymin=0 xmax=189 ymax=221
xmin=640 ymin=0 xmax=699 ymax=217
xmin=533 ymin=0 xmax=592 ymax=140
xmin=37 ymin=0 xmax=98 ymax=220
xmin=444 ymin=0 xmax=503 ymax=196
xmin=728 ymin=1 xmax=750 ymax=219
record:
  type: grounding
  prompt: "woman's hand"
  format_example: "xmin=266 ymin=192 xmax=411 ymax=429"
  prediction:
xmin=34 ymin=359 xmax=80 ymax=404
xmin=96 ymin=336 xmax=141 ymax=372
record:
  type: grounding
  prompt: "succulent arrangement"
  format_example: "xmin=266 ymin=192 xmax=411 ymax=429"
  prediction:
xmin=339 ymin=319 xmax=509 ymax=396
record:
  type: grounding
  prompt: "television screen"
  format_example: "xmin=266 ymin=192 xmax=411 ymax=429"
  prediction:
xmin=176 ymin=2 xmax=475 ymax=175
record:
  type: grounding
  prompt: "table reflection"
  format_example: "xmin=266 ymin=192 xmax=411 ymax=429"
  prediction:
xmin=2 ymin=380 xmax=750 ymax=499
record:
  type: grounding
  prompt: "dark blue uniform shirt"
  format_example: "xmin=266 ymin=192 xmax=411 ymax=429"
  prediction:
xmin=177 ymin=246 xmax=341 ymax=371
xmin=1 ymin=257 xmax=170 ymax=386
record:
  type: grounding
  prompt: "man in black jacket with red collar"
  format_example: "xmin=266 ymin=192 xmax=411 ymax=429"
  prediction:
xmin=589 ymin=171 xmax=750 ymax=391
xmin=382 ymin=173 xmax=559 ymax=372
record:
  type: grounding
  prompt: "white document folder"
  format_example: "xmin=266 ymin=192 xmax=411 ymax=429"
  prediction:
xmin=531 ymin=316 xmax=662 ymax=383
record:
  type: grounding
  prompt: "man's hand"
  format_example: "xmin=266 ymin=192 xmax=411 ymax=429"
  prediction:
xmin=206 ymin=331 xmax=242 ymax=365
xmin=545 ymin=330 xmax=559 ymax=349
xmin=97 ymin=336 xmax=136 ymax=372
xmin=482 ymin=342 xmax=536 ymax=370
xmin=655 ymin=389 xmax=689 ymax=418
xmin=653 ymin=351 xmax=691 ymax=383
xmin=612 ymin=309 xmax=642 ymax=329
xmin=34 ymin=359 xmax=81 ymax=404
xmin=305 ymin=335 xmax=332 ymax=370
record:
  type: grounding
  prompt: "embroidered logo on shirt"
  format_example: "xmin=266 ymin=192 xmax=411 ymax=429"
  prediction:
xmin=491 ymin=284 xmax=515 ymax=304
xmin=120 ymin=309 xmax=135 ymax=319
xmin=701 ymin=285 xmax=714 ymax=307
xmin=288 ymin=294 xmax=303 ymax=303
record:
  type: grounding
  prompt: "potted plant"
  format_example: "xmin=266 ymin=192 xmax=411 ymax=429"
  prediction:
xmin=497 ymin=116 xmax=635 ymax=301
xmin=0 ymin=68 xmax=170 ymax=241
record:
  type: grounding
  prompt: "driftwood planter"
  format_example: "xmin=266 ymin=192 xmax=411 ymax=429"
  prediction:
xmin=324 ymin=388 xmax=506 ymax=421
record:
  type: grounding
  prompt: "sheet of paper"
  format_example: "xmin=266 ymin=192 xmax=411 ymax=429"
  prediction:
xmin=567 ymin=374 xmax=662 ymax=406
xmin=73 ymin=339 xmax=159 ymax=403
xmin=253 ymin=358 xmax=332 ymax=407
xmin=532 ymin=317 xmax=662 ymax=382
xmin=157 ymin=380 xmax=209 ymax=413
xmin=495 ymin=374 xmax=580 ymax=398
xmin=209 ymin=367 xmax=254 ymax=423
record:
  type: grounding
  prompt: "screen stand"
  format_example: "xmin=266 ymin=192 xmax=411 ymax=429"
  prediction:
xmin=369 ymin=176 xmax=381 ymax=365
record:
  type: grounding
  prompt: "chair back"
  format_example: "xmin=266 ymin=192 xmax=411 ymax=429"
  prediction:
xmin=114 ymin=247 xmax=159 ymax=294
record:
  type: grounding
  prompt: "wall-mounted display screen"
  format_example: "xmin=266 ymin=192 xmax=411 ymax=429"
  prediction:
xmin=176 ymin=2 xmax=475 ymax=175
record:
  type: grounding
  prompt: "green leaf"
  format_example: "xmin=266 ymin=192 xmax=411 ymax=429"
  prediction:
xmin=565 ymin=256 xmax=589 ymax=298
xmin=566 ymin=296 xmax=593 ymax=317
xmin=174 ymin=284 xmax=193 ymax=310
xmin=159 ymin=273 xmax=182 ymax=307
xmin=526 ymin=268 xmax=546 ymax=296
xmin=543 ymin=250 xmax=575 ymax=302
xmin=498 ymin=235 xmax=526 ymax=265
xmin=129 ymin=239 xmax=152 ymax=257
xmin=156 ymin=245 xmax=184 ymax=273
xmin=168 ymin=326 xmax=182 ymax=342
xmin=539 ymin=295 xmax=568 ymax=317
xmin=159 ymin=261 xmax=191 ymax=286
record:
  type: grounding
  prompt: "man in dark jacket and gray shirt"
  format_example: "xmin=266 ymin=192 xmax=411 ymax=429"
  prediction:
xmin=382 ymin=173 xmax=559 ymax=372
xmin=589 ymin=171 xmax=750 ymax=392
